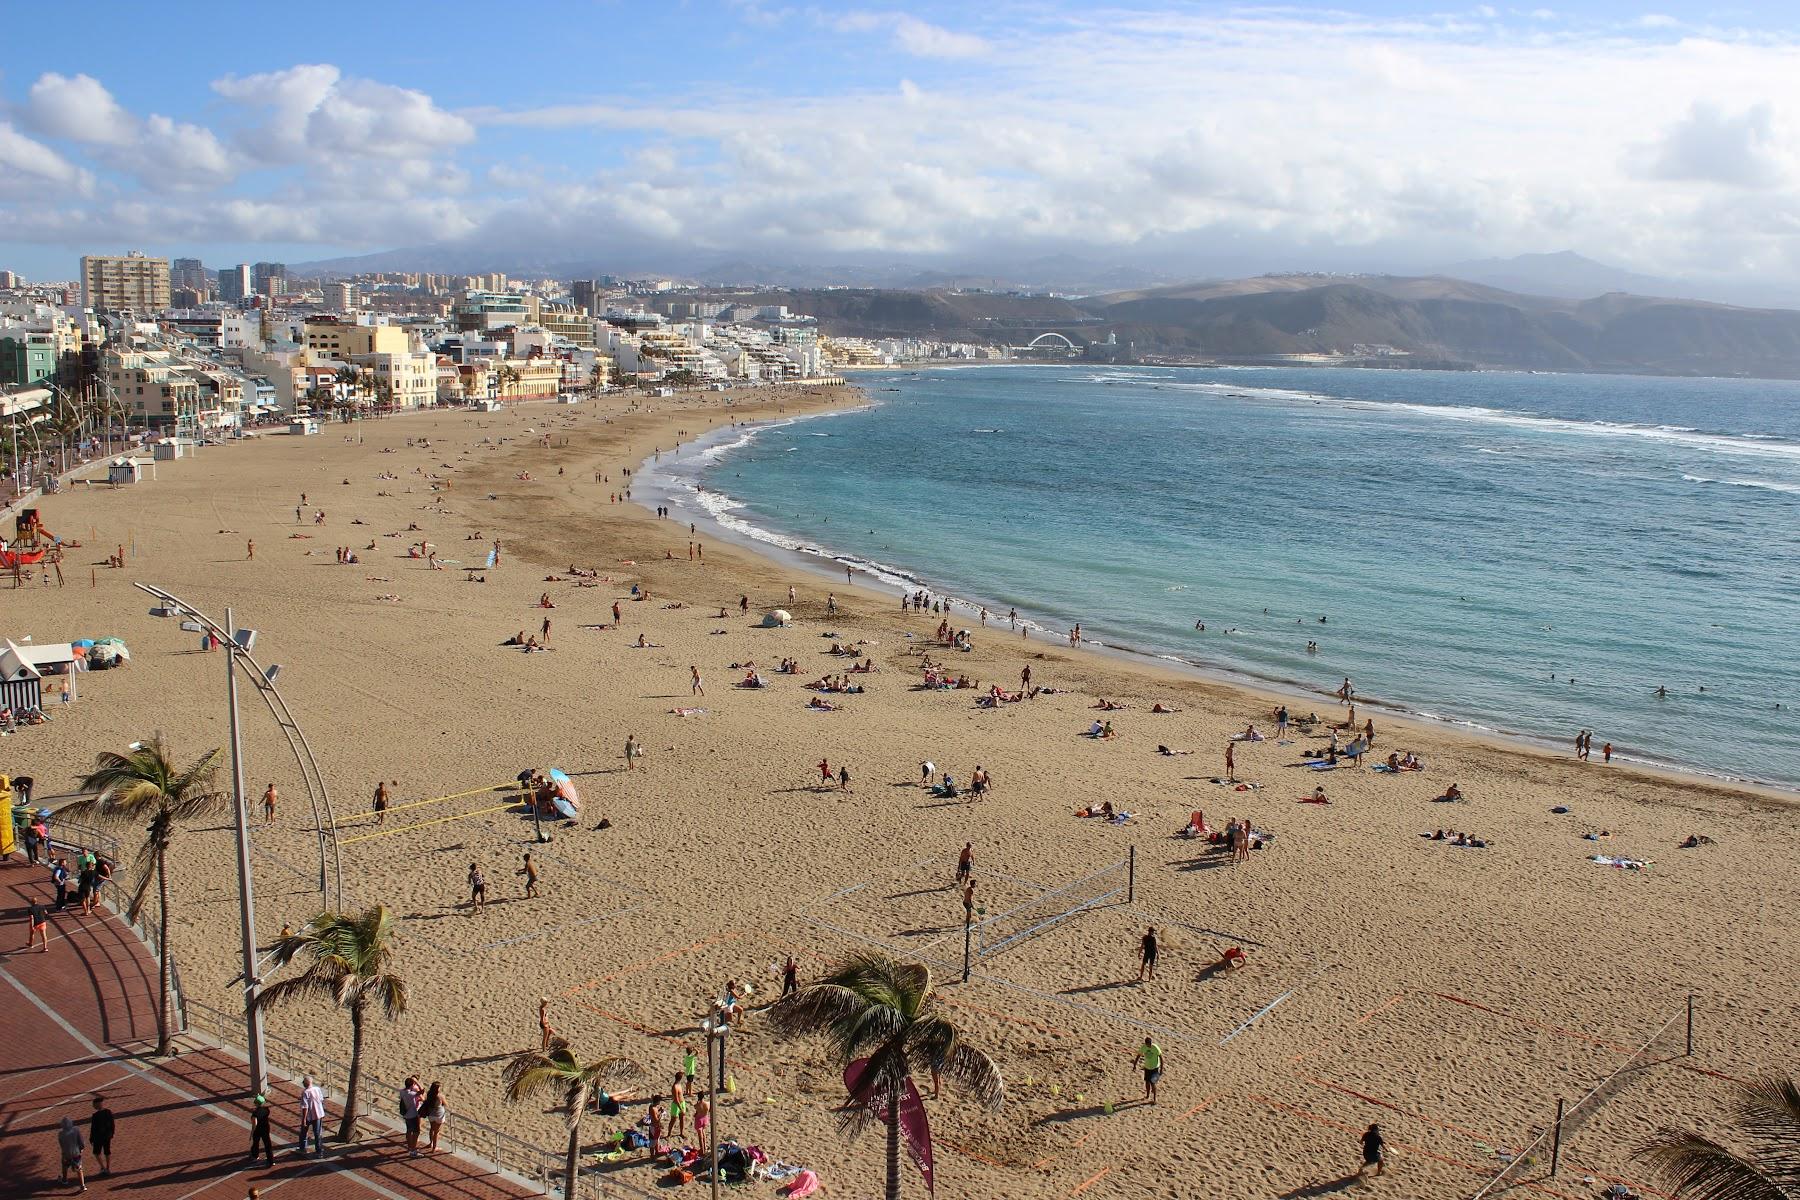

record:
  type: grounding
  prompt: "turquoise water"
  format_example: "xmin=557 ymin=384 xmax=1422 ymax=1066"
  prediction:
xmin=653 ymin=365 xmax=1800 ymax=787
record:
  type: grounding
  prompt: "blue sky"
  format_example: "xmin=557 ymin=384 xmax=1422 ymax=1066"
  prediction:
xmin=4 ymin=1 xmax=1800 ymax=292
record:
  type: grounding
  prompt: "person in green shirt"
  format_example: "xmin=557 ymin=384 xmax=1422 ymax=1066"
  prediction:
xmin=683 ymin=1045 xmax=698 ymax=1091
xmin=1132 ymin=1037 xmax=1163 ymax=1104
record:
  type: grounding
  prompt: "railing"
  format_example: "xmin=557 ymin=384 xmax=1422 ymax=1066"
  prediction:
xmin=180 ymin=997 xmax=650 ymax=1198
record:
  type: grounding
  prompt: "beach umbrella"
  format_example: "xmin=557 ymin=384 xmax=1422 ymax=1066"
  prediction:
xmin=762 ymin=609 xmax=791 ymax=627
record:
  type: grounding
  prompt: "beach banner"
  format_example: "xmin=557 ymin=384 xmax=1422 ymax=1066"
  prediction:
xmin=844 ymin=1060 xmax=934 ymax=1193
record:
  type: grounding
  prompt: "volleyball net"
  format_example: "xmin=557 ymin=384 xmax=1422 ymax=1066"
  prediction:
xmin=973 ymin=853 xmax=1133 ymax=961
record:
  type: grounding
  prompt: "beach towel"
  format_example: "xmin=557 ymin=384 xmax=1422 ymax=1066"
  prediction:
xmin=1590 ymin=855 xmax=1649 ymax=870
xmin=672 ymin=707 xmax=707 ymax=717
xmin=782 ymin=1170 xmax=821 ymax=1198
xmin=1297 ymin=796 xmax=1331 ymax=804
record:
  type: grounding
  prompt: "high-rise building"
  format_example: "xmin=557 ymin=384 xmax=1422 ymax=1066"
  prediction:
xmin=252 ymin=261 xmax=287 ymax=297
xmin=219 ymin=263 xmax=253 ymax=302
xmin=80 ymin=251 xmax=171 ymax=312
xmin=0 ymin=270 xmax=20 ymax=289
xmin=324 ymin=282 xmax=359 ymax=312
xmin=171 ymin=257 xmax=209 ymax=293
xmin=571 ymin=280 xmax=600 ymax=314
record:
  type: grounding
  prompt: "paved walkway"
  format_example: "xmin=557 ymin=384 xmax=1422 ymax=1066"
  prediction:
xmin=0 ymin=856 xmax=544 ymax=1200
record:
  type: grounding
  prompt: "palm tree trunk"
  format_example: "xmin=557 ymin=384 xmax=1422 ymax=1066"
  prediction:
xmin=154 ymin=846 xmax=172 ymax=1055
xmin=564 ymin=1119 xmax=581 ymax=1200
xmin=338 ymin=1001 xmax=365 ymax=1141
xmin=886 ymin=1079 xmax=903 ymax=1200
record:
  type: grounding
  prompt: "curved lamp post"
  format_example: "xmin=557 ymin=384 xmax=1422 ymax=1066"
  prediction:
xmin=137 ymin=582 xmax=346 ymax=1095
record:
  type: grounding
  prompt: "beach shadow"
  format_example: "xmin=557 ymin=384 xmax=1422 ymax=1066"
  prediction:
xmin=437 ymin=1050 xmax=515 ymax=1067
xmin=885 ymin=885 xmax=952 ymax=901
xmin=1060 ymin=979 xmax=1139 ymax=995
xmin=1031 ymin=1103 xmax=1115 ymax=1126
xmin=894 ymin=925 xmax=953 ymax=938
xmin=1279 ymin=1174 xmax=1363 ymax=1198
xmin=1171 ymin=855 xmax=1234 ymax=873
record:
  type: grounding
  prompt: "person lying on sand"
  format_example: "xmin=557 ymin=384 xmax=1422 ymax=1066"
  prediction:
xmin=1157 ymin=745 xmax=1193 ymax=756
xmin=634 ymin=634 xmax=663 ymax=648
xmin=1151 ymin=702 xmax=1179 ymax=714
xmin=807 ymin=696 xmax=838 ymax=711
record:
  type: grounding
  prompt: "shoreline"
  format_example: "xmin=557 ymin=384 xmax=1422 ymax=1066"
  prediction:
xmin=634 ymin=392 xmax=1800 ymax=801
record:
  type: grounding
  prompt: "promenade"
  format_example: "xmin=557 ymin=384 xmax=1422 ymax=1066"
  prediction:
xmin=0 ymin=857 xmax=543 ymax=1200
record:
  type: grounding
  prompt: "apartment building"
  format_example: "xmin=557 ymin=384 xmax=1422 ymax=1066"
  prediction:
xmin=81 ymin=251 xmax=171 ymax=312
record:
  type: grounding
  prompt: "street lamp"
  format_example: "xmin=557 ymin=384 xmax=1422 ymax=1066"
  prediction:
xmin=699 ymin=1016 xmax=727 ymax=1200
xmin=146 ymin=595 xmax=266 ymax=1097
xmin=137 ymin=583 xmax=346 ymax=1099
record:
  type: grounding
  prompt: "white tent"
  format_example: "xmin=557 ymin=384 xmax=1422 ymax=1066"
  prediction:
xmin=761 ymin=609 xmax=792 ymax=627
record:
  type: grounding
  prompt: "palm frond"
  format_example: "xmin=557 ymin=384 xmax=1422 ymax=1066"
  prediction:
xmin=255 ymin=973 xmax=342 ymax=1012
xmin=1641 ymin=1130 xmax=1794 ymax=1200
xmin=940 ymin=1041 xmax=1005 ymax=1111
xmin=1734 ymin=1078 xmax=1800 ymax=1153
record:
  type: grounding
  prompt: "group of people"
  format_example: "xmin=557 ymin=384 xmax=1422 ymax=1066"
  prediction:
xmin=1575 ymin=729 xmax=1614 ymax=763
xmin=21 ymin=844 xmax=114 ymax=950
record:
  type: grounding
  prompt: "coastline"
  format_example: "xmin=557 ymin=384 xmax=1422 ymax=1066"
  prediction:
xmin=634 ymin=396 xmax=1799 ymax=801
xmin=8 ymin=380 xmax=1795 ymax=1200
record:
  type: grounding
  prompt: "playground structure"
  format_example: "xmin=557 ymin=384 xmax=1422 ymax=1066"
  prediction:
xmin=2 ymin=507 xmax=64 ymax=578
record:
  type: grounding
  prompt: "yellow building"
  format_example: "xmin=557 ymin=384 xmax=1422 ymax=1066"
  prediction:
xmin=302 ymin=318 xmax=409 ymax=359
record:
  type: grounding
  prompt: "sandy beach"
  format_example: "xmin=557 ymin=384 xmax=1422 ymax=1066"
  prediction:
xmin=8 ymin=382 xmax=1797 ymax=1200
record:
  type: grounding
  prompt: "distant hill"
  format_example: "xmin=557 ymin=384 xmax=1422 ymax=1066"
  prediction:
xmin=1435 ymin=251 xmax=1688 ymax=302
xmin=1073 ymin=276 xmax=1800 ymax=377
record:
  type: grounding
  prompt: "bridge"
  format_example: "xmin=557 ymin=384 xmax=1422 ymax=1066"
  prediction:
xmin=1011 ymin=331 xmax=1084 ymax=355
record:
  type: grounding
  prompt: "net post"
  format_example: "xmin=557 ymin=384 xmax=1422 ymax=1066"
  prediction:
xmin=1685 ymin=994 xmax=1694 ymax=1056
xmin=962 ymin=909 xmax=972 ymax=982
xmin=1127 ymin=846 xmax=1136 ymax=904
xmin=1549 ymin=1097 xmax=1565 ymax=1176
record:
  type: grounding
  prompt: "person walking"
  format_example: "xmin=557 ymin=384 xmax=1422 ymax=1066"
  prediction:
xmin=1224 ymin=741 xmax=1236 ymax=784
xmin=955 ymin=842 xmax=973 ymax=885
xmin=1359 ymin=1123 xmax=1385 ymax=1178
xmin=23 ymin=902 xmax=49 ymax=952
xmin=1138 ymin=926 xmax=1159 ymax=982
xmin=58 ymin=1115 xmax=86 ymax=1191
xmin=838 ymin=764 xmax=852 ymax=793
xmin=246 ymin=538 xmax=255 ymax=560
xmin=399 ymin=1077 xmax=423 ymax=1157
xmin=298 ymin=1075 xmax=326 ymax=1157
xmin=422 ymin=1081 xmax=447 ymax=1152
xmin=691 ymin=666 xmax=704 ymax=696
xmin=262 ymin=783 xmax=277 ymax=826
xmin=518 ymin=852 xmax=540 ymax=898
xmin=1132 ymin=1038 xmax=1163 ymax=1104
xmin=88 ymin=1095 xmax=115 ymax=1177
xmin=467 ymin=863 xmax=487 ymax=911
xmin=624 ymin=734 xmax=639 ymax=770
xmin=249 ymin=1094 xmax=275 ymax=1166
xmin=52 ymin=856 xmax=70 ymax=909
xmin=373 ymin=780 xmax=389 ymax=825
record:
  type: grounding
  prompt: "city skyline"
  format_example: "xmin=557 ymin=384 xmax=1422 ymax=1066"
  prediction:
xmin=4 ymin=2 xmax=1800 ymax=300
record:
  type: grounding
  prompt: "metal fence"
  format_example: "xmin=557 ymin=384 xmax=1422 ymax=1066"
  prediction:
xmin=180 ymin=997 xmax=654 ymax=1199
xmin=1467 ymin=997 xmax=1695 ymax=1199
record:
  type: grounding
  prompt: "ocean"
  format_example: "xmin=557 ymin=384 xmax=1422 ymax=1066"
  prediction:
xmin=641 ymin=364 xmax=1800 ymax=787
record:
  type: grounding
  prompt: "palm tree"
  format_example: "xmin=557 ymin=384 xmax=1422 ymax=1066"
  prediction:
xmin=257 ymin=906 xmax=408 ymax=1141
xmin=503 ymin=1037 xmax=644 ymax=1199
xmin=1640 ymin=1077 xmax=1800 ymax=1200
xmin=65 ymin=737 xmax=228 ymax=1055
xmin=769 ymin=953 xmax=1004 ymax=1200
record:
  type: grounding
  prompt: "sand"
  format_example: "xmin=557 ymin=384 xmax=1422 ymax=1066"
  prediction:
xmin=8 ymin=383 xmax=1797 ymax=1200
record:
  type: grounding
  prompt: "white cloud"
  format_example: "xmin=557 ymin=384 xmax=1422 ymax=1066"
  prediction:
xmin=830 ymin=12 xmax=989 ymax=58
xmin=212 ymin=65 xmax=472 ymax=163
xmin=1635 ymin=102 xmax=1791 ymax=188
xmin=0 ymin=121 xmax=91 ymax=195
xmin=25 ymin=73 xmax=135 ymax=145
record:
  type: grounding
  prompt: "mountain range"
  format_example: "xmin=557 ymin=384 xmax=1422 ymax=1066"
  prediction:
xmin=693 ymin=274 xmax=1800 ymax=379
